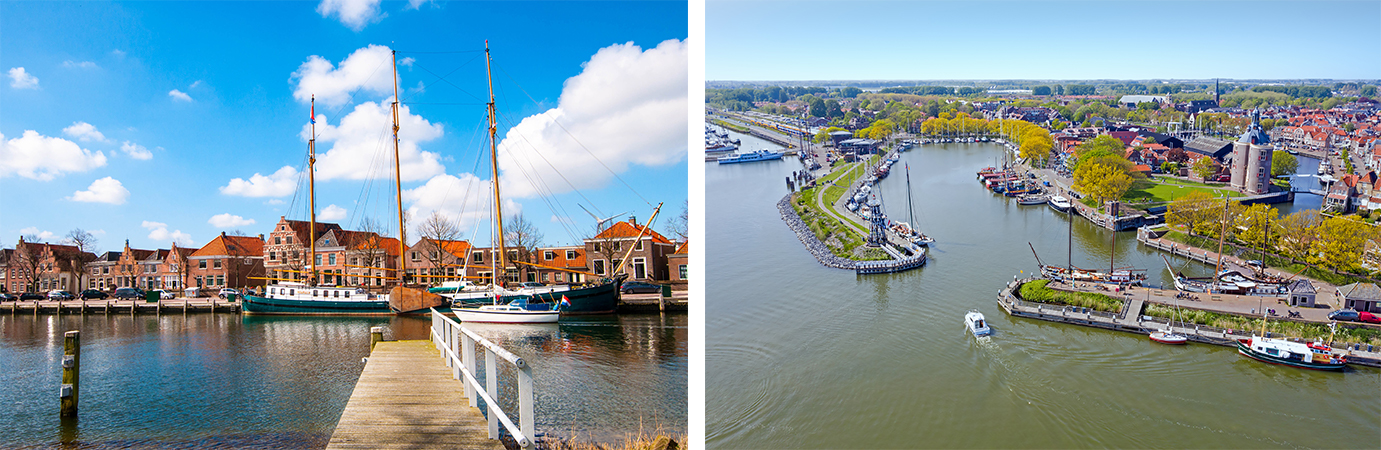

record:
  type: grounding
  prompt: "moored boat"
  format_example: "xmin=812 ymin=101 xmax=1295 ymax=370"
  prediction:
xmin=242 ymin=283 xmax=392 ymax=315
xmin=1150 ymin=330 xmax=1188 ymax=345
xmin=1017 ymin=194 xmax=1047 ymax=205
xmin=718 ymin=150 xmax=784 ymax=164
xmin=1048 ymin=195 xmax=1072 ymax=212
xmin=454 ymin=296 xmax=564 ymax=323
xmin=1236 ymin=336 xmax=1347 ymax=371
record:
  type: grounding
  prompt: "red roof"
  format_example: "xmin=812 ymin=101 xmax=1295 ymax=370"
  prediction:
xmin=592 ymin=220 xmax=672 ymax=244
xmin=191 ymin=234 xmax=265 ymax=258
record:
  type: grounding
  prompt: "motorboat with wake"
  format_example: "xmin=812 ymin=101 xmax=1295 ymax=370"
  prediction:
xmin=965 ymin=310 xmax=991 ymax=337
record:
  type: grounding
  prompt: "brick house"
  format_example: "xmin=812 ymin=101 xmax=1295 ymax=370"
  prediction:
xmin=188 ymin=232 xmax=266 ymax=294
xmin=404 ymin=238 xmax=473 ymax=286
xmin=86 ymin=251 xmax=121 ymax=291
xmin=342 ymin=234 xmax=402 ymax=289
xmin=0 ymin=248 xmax=17 ymax=293
xmin=114 ymin=241 xmax=160 ymax=290
xmin=14 ymin=238 xmax=96 ymax=293
xmin=584 ymin=218 xmax=676 ymax=282
xmin=530 ymin=245 xmax=589 ymax=286
xmin=263 ymin=216 xmax=341 ymax=285
xmin=667 ymin=241 xmax=688 ymax=288
xmin=466 ymin=246 xmax=523 ymax=285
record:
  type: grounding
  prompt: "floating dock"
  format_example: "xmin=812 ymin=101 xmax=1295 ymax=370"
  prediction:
xmin=326 ymin=340 xmax=502 ymax=450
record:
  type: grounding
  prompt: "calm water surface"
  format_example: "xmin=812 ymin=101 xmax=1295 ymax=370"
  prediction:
xmin=0 ymin=311 xmax=685 ymax=448
xmin=706 ymin=135 xmax=1380 ymax=449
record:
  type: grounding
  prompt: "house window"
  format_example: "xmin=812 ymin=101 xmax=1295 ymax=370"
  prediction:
xmin=508 ymin=250 xmax=517 ymax=261
xmin=544 ymin=251 xmax=556 ymax=261
xmin=473 ymin=252 xmax=483 ymax=263
xmin=593 ymin=260 xmax=606 ymax=275
xmin=274 ymin=236 xmax=281 ymax=245
xmin=613 ymin=241 xmax=622 ymax=252
xmin=269 ymin=252 xmax=276 ymax=261
xmin=411 ymin=251 xmax=420 ymax=262
xmin=286 ymin=236 xmax=293 ymax=244
xmin=632 ymin=257 xmax=646 ymax=279
xmin=213 ymin=259 xmax=222 ymax=269
xmin=328 ymin=254 xmax=336 ymax=265
xmin=350 ymin=257 xmax=357 ymax=265
xmin=566 ymin=250 xmax=577 ymax=260
xmin=199 ymin=260 xmax=207 ymax=269
xmin=215 ymin=275 xmax=224 ymax=286
xmin=103 ymin=267 xmax=108 ymax=274
xmin=679 ymin=264 xmax=688 ymax=280
xmin=635 ymin=240 xmax=644 ymax=251
xmin=315 ymin=254 xmax=322 ymax=266
xmin=430 ymin=250 xmax=438 ymax=259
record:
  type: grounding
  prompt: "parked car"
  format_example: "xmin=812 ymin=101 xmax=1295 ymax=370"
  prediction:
xmin=0 ymin=293 xmax=16 ymax=302
xmin=80 ymin=289 xmax=109 ymax=299
xmin=153 ymin=289 xmax=175 ymax=300
xmin=48 ymin=290 xmax=76 ymax=300
xmin=19 ymin=292 xmax=45 ymax=300
xmin=1358 ymin=312 xmax=1381 ymax=324
xmin=218 ymin=288 xmax=239 ymax=299
xmin=1327 ymin=309 xmax=1359 ymax=322
xmin=620 ymin=281 xmax=661 ymax=294
xmin=113 ymin=287 xmax=145 ymax=300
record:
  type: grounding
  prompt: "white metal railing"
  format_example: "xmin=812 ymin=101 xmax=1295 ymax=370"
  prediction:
xmin=430 ymin=308 xmax=535 ymax=448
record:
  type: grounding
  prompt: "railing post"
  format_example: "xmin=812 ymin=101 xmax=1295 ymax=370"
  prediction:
xmin=463 ymin=333 xmax=477 ymax=407
xmin=519 ymin=365 xmax=534 ymax=447
xmin=485 ymin=349 xmax=498 ymax=439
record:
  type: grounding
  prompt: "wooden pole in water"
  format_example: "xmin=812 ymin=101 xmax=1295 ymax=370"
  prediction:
xmin=60 ymin=330 xmax=79 ymax=417
xmin=370 ymin=326 xmax=384 ymax=352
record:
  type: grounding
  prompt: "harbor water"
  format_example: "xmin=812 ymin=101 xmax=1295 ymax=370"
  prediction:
xmin=0 ymin=312 xmax=685 ymax=448
xmin=706 ymin=135 xmax=1380 ymax=448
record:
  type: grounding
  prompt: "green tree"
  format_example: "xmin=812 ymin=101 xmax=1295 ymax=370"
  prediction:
xmin=1276 ymin=210 xmax=1322 ymax=262
xmin=1234 ymin=203 xmax=1278 ymax=252
xmin=1312 ymin=217 xmax=1370 ymax=272
xmin=1193 ymin=157 xmax=1219 ymax=181
xmin=1271 ymin=150 xmax=1298 ymax=177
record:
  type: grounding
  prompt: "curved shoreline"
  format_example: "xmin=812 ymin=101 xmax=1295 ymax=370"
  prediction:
xmin=777 ymin=194 xmax=859 ymax=270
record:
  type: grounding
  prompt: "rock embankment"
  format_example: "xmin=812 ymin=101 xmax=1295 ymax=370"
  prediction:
xmin=777 ymin=195 xmax=858 ymax=270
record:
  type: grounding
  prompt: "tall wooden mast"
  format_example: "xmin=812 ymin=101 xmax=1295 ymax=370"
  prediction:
xmin=486 ymin=41 xmax=508 ymax=288
xmin=309 ymin=95 xmax=318 ymax=287
xmin=392 ymin=50 xmax=407 ymax=285
xmin=1212 ymin=198 xmax=1229 ymax=293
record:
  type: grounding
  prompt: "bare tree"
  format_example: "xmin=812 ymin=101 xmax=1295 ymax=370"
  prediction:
xmin=504 ymin=213 xmax=544 ymax=283
xmin=64 ymin=229 xmax=98 ymax=292
xmin=354 ymin=217 xmax=390 ymax=290
xmin=15 ymin=237 xmax=43 ymax=293
xmin=417 ymin=211 xmax=460 ymax=283
xmin=585 ymin=224 xmax=620 ymax=281
xmin=665 ymin=199 xmax=688 ymax=243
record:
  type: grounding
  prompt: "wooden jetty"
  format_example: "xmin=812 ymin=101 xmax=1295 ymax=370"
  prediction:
xmin=996 ymin=277 xmax=1381 ymax=368
xmin=5 ymin=299 xmax=239 ymax=315
xmin=326 ymin=340 xmax=503 ymax=450
xmin=330 ymin=309 xmax=537 ymax=449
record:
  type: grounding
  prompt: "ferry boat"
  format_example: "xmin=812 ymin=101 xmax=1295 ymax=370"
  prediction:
xmin=718 ymin=150 xmax=784 ymax=164
xmin=965 ymin=310 xmax=991 ymax=337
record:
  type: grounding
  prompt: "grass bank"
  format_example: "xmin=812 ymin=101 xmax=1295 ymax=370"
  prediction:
xmin=1017 ymin=279 xmax=1124 ymax=312
xmin=1144 ymin=303 xmax=1381 ymax=346
xmin=1121 ymin=177 xmax=1241 ymax=205
xmin=1161 ymin=230 xmax=1374 ymax=287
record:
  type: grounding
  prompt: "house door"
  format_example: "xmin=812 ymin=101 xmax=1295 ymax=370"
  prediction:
xmin=633 ymin=258 xmax=646 ymax=280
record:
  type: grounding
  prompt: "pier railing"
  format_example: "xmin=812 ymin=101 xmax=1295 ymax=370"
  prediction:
xmin=430 ymin=308 xmax=535 ymax=448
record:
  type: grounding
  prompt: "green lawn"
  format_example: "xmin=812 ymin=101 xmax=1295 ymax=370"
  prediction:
xmin=1121 ymin=177 xmax=1242 ymax=204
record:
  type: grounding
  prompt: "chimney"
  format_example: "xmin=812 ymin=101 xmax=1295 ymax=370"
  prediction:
xmin=259 ymin=234 xmax=264 ymax=241
xmin=630 ymin=216 xmax=637 ymax=227
xmin=221 ymin=231 xmax=227 ymax=238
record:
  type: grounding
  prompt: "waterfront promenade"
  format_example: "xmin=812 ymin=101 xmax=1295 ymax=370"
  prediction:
xmin=997 ymin=277 xmax=1381 ymax=368
xmin=327 ymin=339 xmax=502 ymax=450
xmin=4 ymin=298 xmax=239 ymax=314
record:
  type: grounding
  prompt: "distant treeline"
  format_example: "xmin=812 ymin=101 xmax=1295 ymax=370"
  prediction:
xmin=1250 ymin=85 xmax=1333 ymax=98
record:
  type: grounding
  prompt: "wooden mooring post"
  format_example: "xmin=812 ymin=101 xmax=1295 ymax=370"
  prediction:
xmin=370 ymin=326 xmax=384 ymax=352
xmin=60 ymin=330 xmax=80 ymax=417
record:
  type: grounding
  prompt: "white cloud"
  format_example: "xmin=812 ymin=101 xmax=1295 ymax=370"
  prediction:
xmin=190 ymin=80 xmax=202 ymax=88
xmin=19 ymin=227 xmax=56 ymax=241
xmin=317 ymin=0 xmax=384 ymax=31
xmin=168 ymin=89 xmax=192 ymax=102
xmin=67 ymin=177 xmax=130 ymax=204
xmin=291 ymin=44 xmax=395 ymax=107
xmin=142 ymin=221 xmax=193 ymax=246
xmin=63 ymin=122 xmax=110 ymax=143
xmin=0 ymin=131 xmax=108 ymax=180
xmin=209 ymin=213 xmax=256 ymax=228
xmin=266 ymin=199 xmax=285 ymax=205
xmin=496 ymin=39 xmax=687 ymax=198
xmin=62 ymin=60 xmax=98 ymax=69
xmin=401 ymin=173 xmax=521 ymax=238
xmin=318 ymin=204 xmax=348 ymax=221
xmin=307 ymin=101 xmax=444 ymax=181
xmin=90 ymin=229 xmax=106 ymax=236
xmin=8 ymin=67 xmax=39 ymax=89
xmin=220 ymin=166 xmax=299 ymax=197
xmin=111 ymin=49 xmax=126 ymax=58
xmin=405 ymin=0 xmax=431 ymax=9
xmin=120 ymin=141 xmax=153 ymax=160
xmin=551 ymin=215 xmax=574 ymax=224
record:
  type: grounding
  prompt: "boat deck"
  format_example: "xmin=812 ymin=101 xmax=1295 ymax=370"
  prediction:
xmin=326 ymin=340 xmax=503 ymax=450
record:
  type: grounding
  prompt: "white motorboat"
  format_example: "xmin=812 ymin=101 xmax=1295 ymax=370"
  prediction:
xmin=965 ymin=310 xmax=991 ymax=337
xmin=453 ymin=297 xmax=564 ymax=324
xmin=1048 ymin=195 xmax=1072 ymax=212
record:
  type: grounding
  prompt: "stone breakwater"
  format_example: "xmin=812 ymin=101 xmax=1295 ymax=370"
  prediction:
xmin=778 ymin=195 xmax=858 ymax=270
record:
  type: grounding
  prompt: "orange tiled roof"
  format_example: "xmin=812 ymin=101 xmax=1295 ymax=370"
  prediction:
xmin=351 ymin=236 xmax=402 ymax=256
xmin=592 ymin=220 xmax=672 ymax=244
xmin=673 ymin=241 xmax=689 ymax=254
xmin=191 ymin=234 xmax=264 ymax=258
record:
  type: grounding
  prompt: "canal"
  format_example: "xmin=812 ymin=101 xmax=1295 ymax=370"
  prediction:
xmin=0 ymin=312 xmax=685 ymax=448
xmin=706 ymin=136 xmax=1379 ymax=448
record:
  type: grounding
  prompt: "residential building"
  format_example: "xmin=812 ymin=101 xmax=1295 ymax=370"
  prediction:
xmin=530 ymin=245 xmax=589 ymax=286
xmin=14 ymin=238 xmax=96 ymax=293
xmin=264 ymin=216 xmax=341 ymax=284
xmin=584 ymin=218 xmax=676 ymax=282
xmin=86 ymin=251 xmax=121 ymax=290
xmin=114 ymin=240 xmax=160 ymax=290
xmin=402 ymin=238 xmax=473 ymax=286
xmin=188 ymin=232 xmax=266 ymax=293
xmin=1286 ymin=279 xmax=1316 ymax=308
xmin=668 ymin=241 xmax=688 ymax=288
xmin=1336 ymin=282 xmax=1381 ymax=313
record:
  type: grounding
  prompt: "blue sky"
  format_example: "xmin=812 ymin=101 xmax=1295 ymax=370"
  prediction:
xmin=2 ymin=1 xmax=688 ymax=253
xmin=708 ymin=0 xmax=1381 ymax=81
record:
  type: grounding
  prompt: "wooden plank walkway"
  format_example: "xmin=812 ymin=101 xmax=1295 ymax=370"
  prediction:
xmin=327 ymin=340 xmax=504 ymax=450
